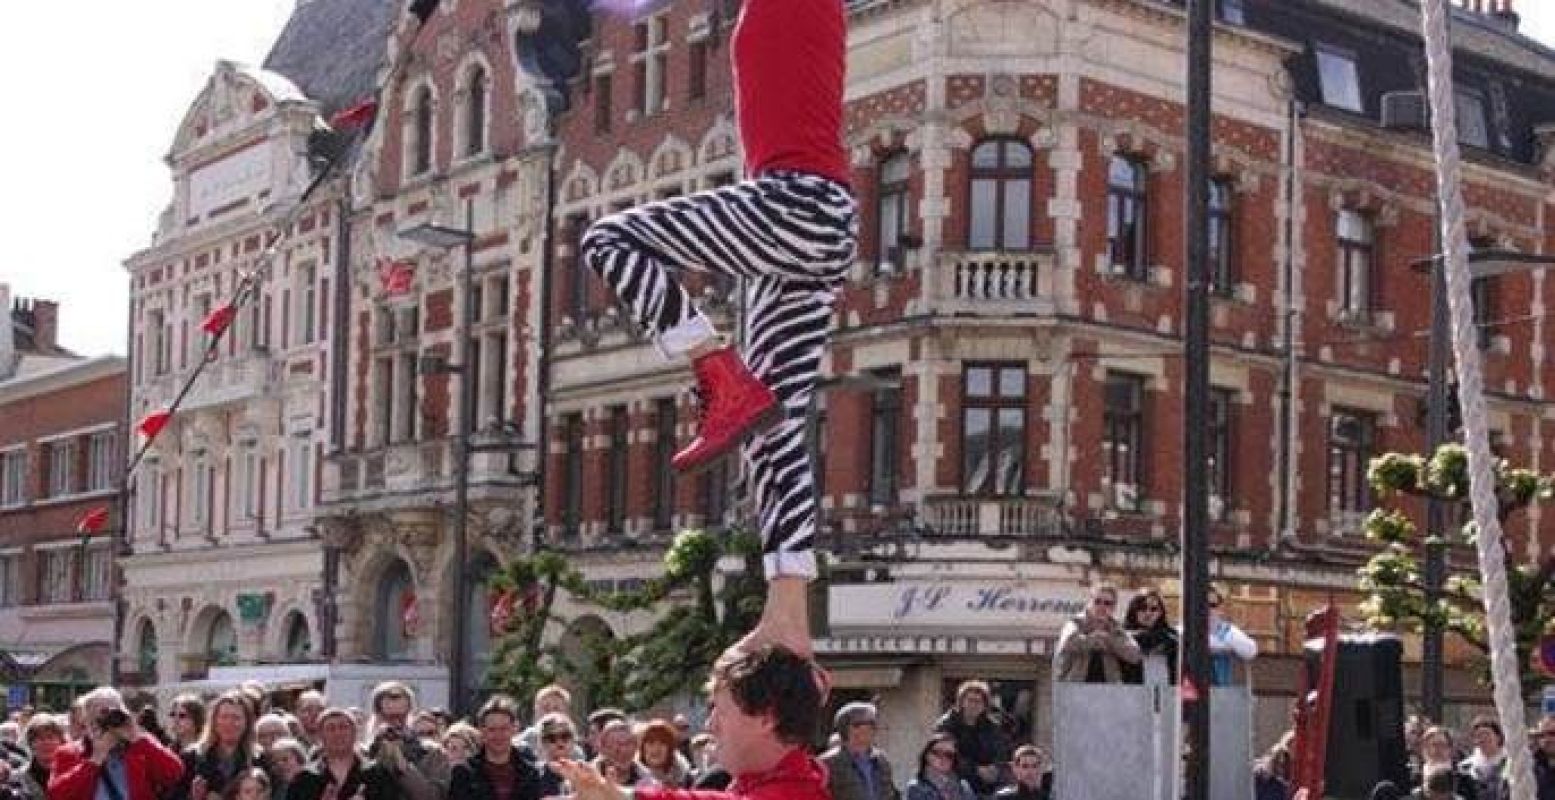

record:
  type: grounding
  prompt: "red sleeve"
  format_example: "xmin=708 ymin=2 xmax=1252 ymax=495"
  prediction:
xmin=130 ymin=734 xmax=187 ymax=790
xmin=47 ymin=745 xmax=100 ymax=800
xmin=637 ymin=788 xmax=738 ymax=800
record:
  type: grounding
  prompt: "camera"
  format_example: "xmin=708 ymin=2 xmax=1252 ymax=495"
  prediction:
xmin=97 ymin=708 xmax=131 ymax=730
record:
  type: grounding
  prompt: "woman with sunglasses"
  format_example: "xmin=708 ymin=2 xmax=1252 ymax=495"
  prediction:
xmin=906 ymin=733 xmax=976 ymax=800
xmin=167 ymin=694 xmax=206 ymax=753
xmin=1120 ymin=588 xmax=1179 ymax=685
xmin=1055 ymin=584 xmax=1142 ymax=684
xmin=535 ymin=713 xmax=578 ymax=800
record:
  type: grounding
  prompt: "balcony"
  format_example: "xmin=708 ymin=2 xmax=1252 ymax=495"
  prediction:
xmin=927 ymin=249 xmax=1056 ymax=318
xmin=325 ymin=440 xmax=452 ymax=508
xmin=139 ymin=353 xmax=277 ymax=412
xmin=919 ymin=494 xmax=1066 ymax=538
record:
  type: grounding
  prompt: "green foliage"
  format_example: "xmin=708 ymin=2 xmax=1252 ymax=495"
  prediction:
xmin=1359 ymin=443 xmax=1555 ymax=693
xmin=485 ymin=528 xmax=769 ymax=710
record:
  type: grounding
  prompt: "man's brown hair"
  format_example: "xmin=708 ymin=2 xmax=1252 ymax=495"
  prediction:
xmin=710 ymin=645 xmax=819 ymax=745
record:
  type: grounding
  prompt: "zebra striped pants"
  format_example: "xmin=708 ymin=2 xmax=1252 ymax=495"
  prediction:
xmin=580 ymin=171 xmax=858 ymax=579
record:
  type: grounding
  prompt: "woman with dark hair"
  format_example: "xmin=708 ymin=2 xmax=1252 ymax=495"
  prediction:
xmin=906 ymin=733 xmax=977 ymax=800
xmin=1121 ymin=588 xmax=1179 ymax=685
xmin=172 ymin=691 xmax=268 ymax=800
xmin=638 ymin=720 xmax=690 ymax=788
xmin=168 ymin=694 xmax=206 ymax=752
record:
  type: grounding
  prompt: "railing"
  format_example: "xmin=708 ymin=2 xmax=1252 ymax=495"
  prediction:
xmin=929 ymin=250 xmax=1055 ymax=316
xmin=160 ymin=354 xmax=277 ymax=412
xmin=919 ymin=494 xmax=1066 ymax=538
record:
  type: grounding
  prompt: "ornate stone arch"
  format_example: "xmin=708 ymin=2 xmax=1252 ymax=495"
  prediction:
xmin=650 ymin=135 xmax=695 ymax=179
xmin=698 ymin=117 xmax=740 ymax=166
xmin=264 ymin=599 xmax=319 ymax=662
xmin=603 ymin=149 xmax=646 ymax=193
xmin=561 ymin=161 xmax=599 ymax=204
xmin=186 ymin=603 xmax=238 ymax=668
xmin=453 ymin=52 xmax=497 ymax=159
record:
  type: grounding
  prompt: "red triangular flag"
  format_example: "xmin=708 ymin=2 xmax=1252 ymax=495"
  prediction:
xmin=137 ymin=409 xmax=173 ymax=440
xmin=329 ymin=99 xmax=379 ymax=133
xmin=201 ymin=303 xmax=237 ymax=336
xmin=77 ymin=507 xmax=110 ymax=535
xmin=1181 ymin=673 xmax=1201 ymax=703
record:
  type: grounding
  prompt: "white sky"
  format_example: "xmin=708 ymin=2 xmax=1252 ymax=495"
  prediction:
xmin=0 ymin=3 xmax=1553 ymax=357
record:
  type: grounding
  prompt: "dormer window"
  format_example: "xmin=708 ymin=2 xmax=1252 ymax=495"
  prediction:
xmin=1315 ymin=44 xmax=1363 ymax=113
xmin=1456 ymin=88 xmax=1489 ymax=149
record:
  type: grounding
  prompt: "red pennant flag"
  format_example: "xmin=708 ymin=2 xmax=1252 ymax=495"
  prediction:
xmin=137 ymin=409 xmax=173 ymax=441
xmin=201 ymin=303 xmax=237 ymax=336
xmin=377 ymin=259 xmax=415 ymax=296
xmin=401 ymin=591 xmax=420 ymax=637
xmin=489 ymin=589 xmax=517 ymax=635
xmin=329 ymin=99 xmax=379 ymax=133
xmin=77 ymin=507 xmax=110 ymax=536
xmin=1181 ymin=673 xmax=1201 ymax=704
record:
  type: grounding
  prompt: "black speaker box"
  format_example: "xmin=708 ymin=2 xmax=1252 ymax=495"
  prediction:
xmin=1303 ymin=634 xmax=1409 ymax=799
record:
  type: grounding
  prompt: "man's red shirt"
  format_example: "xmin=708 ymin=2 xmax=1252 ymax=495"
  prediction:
xmin=638 ymin=747 xmax=830 ymax=800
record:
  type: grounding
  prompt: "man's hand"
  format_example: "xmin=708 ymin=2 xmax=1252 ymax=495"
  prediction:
xmin=89 ymin=730 xmax=119 ymax=765
xmin=554 ymin=759 xmax=629 ymax=800
xmin=190 ymin=775 xmax=210 ymax=800
xmin=976 ymin=765 xmax=999 ymax=783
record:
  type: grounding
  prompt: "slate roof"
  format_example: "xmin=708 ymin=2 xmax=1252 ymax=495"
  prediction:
xmin=263 ymin=0 xmax=396 ymax=116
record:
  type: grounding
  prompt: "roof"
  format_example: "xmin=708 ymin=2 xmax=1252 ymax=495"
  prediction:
xmin=263 ymin=0 xmax=397 ymax=117
xmin=230 ymin=62 xmax=309 ymax=106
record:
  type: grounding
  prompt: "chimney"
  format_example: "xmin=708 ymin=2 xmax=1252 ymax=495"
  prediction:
xmin=30 ymin=300 xmax=58 ymax=353
xmin=1459 ymin=0 xmax=1520 ymax=32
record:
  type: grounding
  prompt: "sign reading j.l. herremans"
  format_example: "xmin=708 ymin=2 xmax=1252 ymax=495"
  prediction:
xmin=828 ymin=581 xmax=1089 ymax=634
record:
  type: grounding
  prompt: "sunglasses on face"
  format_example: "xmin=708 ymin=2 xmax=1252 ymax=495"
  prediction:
xmin=1093 ymin=598 xmax=1115 ymax=607
xmin=931 ymin=749 xmax=957 ymax=759
xmin=1141 ymin=605 xmax=1163 ymax=613
xmin=543 ymin=733 xmax=575 ymax=743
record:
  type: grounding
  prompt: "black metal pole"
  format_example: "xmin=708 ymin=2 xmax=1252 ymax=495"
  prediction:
xmin=451 ymin=197 xmax=476 ymax=716
xmin=1422 ymin=259 xmax=1448 ymax=721
xmin=1182 ymin=1 xmax=1214 ymax=799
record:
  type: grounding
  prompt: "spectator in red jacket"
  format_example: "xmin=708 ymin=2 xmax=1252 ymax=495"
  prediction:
xmin=555 ymin=645 xmax=826 ymax=800
xmin=48 ymin=686 xmax=184 ymax=800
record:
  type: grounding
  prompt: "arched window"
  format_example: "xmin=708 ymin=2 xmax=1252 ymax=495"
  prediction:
xmin=875 ymin=152 xmax=910 ymax=275
xmin=1107 ymin=156 xmax=1149 ymax=279
xmin=206 ymin=611 xmax=236 ymax=667
xmin=412 ymin=86 xmax=434 ymax=176
xmin=136 ymin=620 xmax=158 ymax=683
xmin=283 ymin=612 xmax=312 ymax=661
xmin=968 ymin=139 xmax=1033 ymax=251
xmin=374 ymin=559 xmax=415 ymax=660
xmin=464 ymin=66 xmax=488 ymax=157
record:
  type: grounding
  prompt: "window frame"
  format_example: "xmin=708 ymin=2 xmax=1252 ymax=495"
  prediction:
xmin=1315 ymin=43 xmax=1364 ymax=113
xmin=868 ymin=368 xmax=903 ymax=507
xmin=1336 ymin=209 xmax=1375 ymax=319
xmin=1327 ymin=408 xmax=1377 ymax=519
xmin=875 ymin=152 xmax=911 ymax=275
xmin=1207 ymin=388 xmax=1234 ymax=521
xmin=1107 ymin=155 xmax=1151 ymax=280
xmin=1103 ymin=372 xmax=1146 ymax=512
xmin=960 ymin=363 xmax=1028 ymax=498
xmin=410 ymin=84 xmax=435 ymax=176
xmin=968 ymin=138 xmax=1034 ymax=252
xmin=463 ymin=63 xmax=489 ymax=158
xmin=1208 ymin=178 xmax=1235 ymax=295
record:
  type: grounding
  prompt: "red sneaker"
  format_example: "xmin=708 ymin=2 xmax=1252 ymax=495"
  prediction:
xmin=672 ymin=346 xmax=780 ymax=474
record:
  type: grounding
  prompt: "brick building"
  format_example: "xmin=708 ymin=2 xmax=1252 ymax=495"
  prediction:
xmin=524 ymin=0 xmax=1555 ymax=757
xmin=119 ymin=0 xmax=394 ymax=693
xmin=0 ymin=286 xmax=122 ymax=709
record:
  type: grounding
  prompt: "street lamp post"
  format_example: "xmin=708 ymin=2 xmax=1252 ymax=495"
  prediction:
xmin=1413 ymin=248 xmax=1555 ymax=722
xmin=399 ymin=201 xmax=477 ymax=716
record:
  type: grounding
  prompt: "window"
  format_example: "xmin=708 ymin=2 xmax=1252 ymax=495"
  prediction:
xmin=1208 ymin=179 xmax=1234 ymax=294
xmin=876 ymin=153 xmax=911 ymax=275
xmin=1471 ymin=276 xmax=1495 ymax=350
xmin=0 ymin=555 xmax=18 ymax=607
xmin=652 ymin=399 xmax=677 ymax=532
xmin=292 ymin=436 xmax=312 ymax=511
xmin=1315 ymin=44 xmax=1363 ymax=113
xmin=700 ymin=461 xmax=730 ymax=526
xmin=1336 ymin=209 xmax=1374 ymax=319
xmin=38 ymin=550 xmax=72 ymax=605
xmin=87 ymin=432 xmax=115 ymax=492
xmin=284 ymin=613 xmax=312 ymax=661
xmin=299 ymin=265 xmax=317 ymax=345
xmin=962 ymin=364 xmax=1026 ymax=496
xmin=464 ymin=65 xmax=488 ymax=157
xmin=1208 ymin=389 xmax=1234 ymax=521
xmin=82 ymin=546 xmax=110 ymax=601
xmin=374 ymin=357 xmax=394 ymax=446
xmin=1217 ymin=0 xmax=1245 ymax=23
xmin=234 ymin=446 xmax=258 ymax=521
xmin=481 ymin=330 xmax=508 ymax=425
xmin=0 ymin=450 xmax=25 ymax=507
xmin=968 ymin=139 xmax=1033 ymax=251
xmin=1456 ymin=89 xmax=1489 ymax=150
xmin=47 ymin=440 xmax=76 ymax=498
xmin=207 ymin=612 xmax=237 ymax=667
xmin=139 ymin=466 xmax=162 ymax=535
xmin=594 ymin=74 xmax=613 ymax=134
xmin=689 ymin=39 xmax=709 ymax=101
xmin=1327 ymin=409 xmax=1376 ymax=517
xmin=1103 ymin=372 xmax=1145 ymax=511
xmin=868 ymin=369 xmax=902 ymax=506
xmin=375 ymin=560 xmax=415 ymax=660
xmin=567 ymin=213 xmax=593 ymax=322
xmin=190 ymin=452 xmax=212 ymax=530
xmin=396 ymin=353 xmax=418 ymax=443
xmin=606 ymin=406 xmax=629 ymax=535
xmin=411 ymin=85 xmax=434 ymax=176
xmin=633 ymin=15 xmax=670 ymax=117
xmin=562 ymin=413 xmax=584 ymax=539
xmin=149 ymin=310 xmax=168 ymax=375
xmin=1107 ymin=156 xmax=1149 ymax=279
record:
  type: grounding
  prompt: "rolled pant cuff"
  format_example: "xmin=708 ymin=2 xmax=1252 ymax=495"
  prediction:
xmin=657 ymin=314 xmax=716 ymax=360
xmin=764 ymin=551 xmax=816 ymax=581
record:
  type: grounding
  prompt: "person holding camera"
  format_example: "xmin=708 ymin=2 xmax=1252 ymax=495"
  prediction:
xmin=47 ymin=686 xmax=184 ymax=800
xmin=366 ymin=682 xmax=449 ymax=800
xmin=1054 ymin=584 xmax=1142 ymax=684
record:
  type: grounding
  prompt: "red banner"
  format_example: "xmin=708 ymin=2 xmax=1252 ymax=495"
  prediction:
xmin=377 ymin=259 xmax=416 ymax=296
